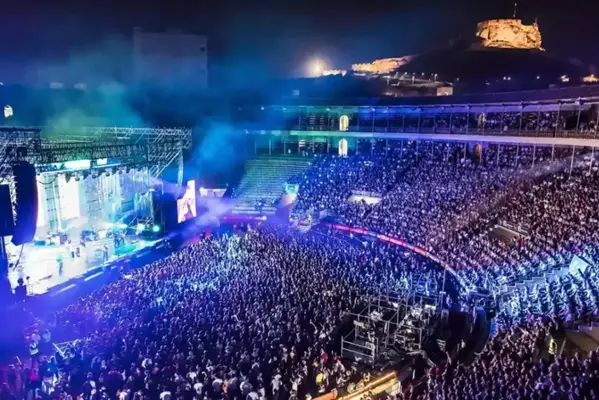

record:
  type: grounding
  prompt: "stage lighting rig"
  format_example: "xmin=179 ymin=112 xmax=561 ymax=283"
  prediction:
xmin=1 ymin=126 xmax=190 ymax=178
xmin=1 ymin=125 xmax=192 ymax=229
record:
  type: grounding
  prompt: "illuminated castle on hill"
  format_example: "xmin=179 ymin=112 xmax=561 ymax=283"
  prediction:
xmin=475 ymin=19 xmax=543 ymax=50
xmin=324 ymin=18 xmax=546 ymax=77
xmin=315 ymin=12 xmax=593 ymax=96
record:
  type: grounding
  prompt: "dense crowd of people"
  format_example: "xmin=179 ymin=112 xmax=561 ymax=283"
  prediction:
xmin=2 ymin=227 xmax=452 ymax=400
xmin=287 ymin=144 xmax=599 ymax=396
xmin=292 ymin=145 xmax=599 ymax=303
xmin=416 ymin=318 xmax=599 ymax=400
xmin=3 ymin=138 xmax=599 ymax=399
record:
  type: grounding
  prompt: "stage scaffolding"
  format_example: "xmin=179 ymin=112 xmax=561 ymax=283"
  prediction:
xmin=341 ymin=282 xmax=441 ymax=366
xmin=0 ymin=126 xmax=193 ymax=226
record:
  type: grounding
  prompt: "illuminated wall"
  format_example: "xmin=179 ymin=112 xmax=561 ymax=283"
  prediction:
xmin=36 ymin=180 xmax=47 ymax=229
xmin=35 ymin=170 xmax=152 ymax=234
xmin=322 ymin=69 xmax=347 ymax=76
xmin=58 ymin=175 xmax=82 ymax=221
xmin=475 ymin=19 xmax=543 ymax=50
xmin=352 ymin=57 xmax=414 ymax=75
xmin=344 ymin=19 xmax=543 ymax=80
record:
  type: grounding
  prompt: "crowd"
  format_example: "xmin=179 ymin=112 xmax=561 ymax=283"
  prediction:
xmin=287 ymin=143 xmax=599 ymax=397
xmin=362 ymin=159 xmax=514 ymax=248
xmin=292 ymin=143 xmax=563 ymax=247
xmin=290 ymin=152 xmax=405 ymax=219
xmin=2 ymin=226 xmax=453 ymax=400
xmin=504 ymin=264 xmax=599 ymax=326
xmin=291 ymin=144 xmax=599 ymax=307
xmin=414 ymin=318 xmax=599 ymax=400
xmin=4 ymin=138 xmax=599 ymax=399
xmin=438 ymin=165 xmax=599 ymax=300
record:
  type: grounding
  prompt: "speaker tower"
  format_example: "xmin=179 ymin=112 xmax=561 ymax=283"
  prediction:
xmin=11 ymin=162 xmax=38 ymax=245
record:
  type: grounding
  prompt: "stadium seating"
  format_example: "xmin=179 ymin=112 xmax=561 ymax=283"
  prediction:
xmin=232 ymin=156 xmax=310 ymax=214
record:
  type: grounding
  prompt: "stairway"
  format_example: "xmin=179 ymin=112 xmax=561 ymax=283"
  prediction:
xmin=232 ymin=157 xmax=310 ymax=215
xmin=496 ymin=264 xmax=571 ymax=297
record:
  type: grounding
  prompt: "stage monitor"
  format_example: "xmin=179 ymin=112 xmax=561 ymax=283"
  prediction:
xmin=177 ymin=180 xmax=197 ymax=223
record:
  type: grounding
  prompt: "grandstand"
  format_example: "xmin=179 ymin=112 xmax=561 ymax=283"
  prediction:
xmin=231 ymin=156 xmax=310 ymax=215
xmin=220 ymin=84 xmax=599 ymax=396
xmin=233 ymin=88 xmax=599 ymax=139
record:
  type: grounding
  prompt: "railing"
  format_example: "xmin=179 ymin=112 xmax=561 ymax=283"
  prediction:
xmin=240 ymin=124 xmax=599 ymax=140
xmin=271 ymin=85 xmax=599 ymax=107
xmin=235 ymin=101 xmax=599 ymax=140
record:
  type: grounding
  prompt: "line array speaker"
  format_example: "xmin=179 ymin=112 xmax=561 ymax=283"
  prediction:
xmin=11 ymin=162 xmax=38 ymax=245
xmin=0 ymin=184 xmax=14 ymax=236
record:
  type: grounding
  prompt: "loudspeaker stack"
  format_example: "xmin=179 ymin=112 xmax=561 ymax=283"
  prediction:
xmin=11 ymin=162 xmax=38 ymax=245
xmin=0 ymin=185 xmax=14 ymax=236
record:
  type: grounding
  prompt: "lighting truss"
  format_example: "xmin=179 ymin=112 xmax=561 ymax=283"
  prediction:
xmin=36 ymin=142 xmax=149 ymax=164
xmin=341 ymin=291 xmax=439 ymax=366
xmin=0 ymin=127 xmax=42 ymax=175
xmin=1 ymin=125 xmax=192 ymax=227
xmin=44 ymin=126 xmax=192 ymax=185
xmin=1 ymin=126 xmax=191 ymax=180
xmin=0 ymin=126 xmax=42 ymax=147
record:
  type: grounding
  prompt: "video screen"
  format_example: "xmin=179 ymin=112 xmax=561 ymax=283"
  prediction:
xmin=177 ymin=180 xmax=197 ymax=223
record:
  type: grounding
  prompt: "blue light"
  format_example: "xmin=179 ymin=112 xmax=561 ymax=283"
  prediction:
xmin=64 ymin=160 xmax=91 ymax=170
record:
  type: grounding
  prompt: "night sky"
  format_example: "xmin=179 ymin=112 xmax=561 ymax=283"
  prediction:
xmin=1 ymin=0 xmax=598 ymax=84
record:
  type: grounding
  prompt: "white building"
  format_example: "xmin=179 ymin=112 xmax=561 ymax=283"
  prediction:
xmin=133 ymin=28 xmax=208 ymax=90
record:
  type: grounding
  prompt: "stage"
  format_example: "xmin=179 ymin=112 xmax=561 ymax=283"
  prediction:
xmin=8 ymin=235 xmax=159 ymax=295
xmin=4 ymin=160 xmax=160 ymax=296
